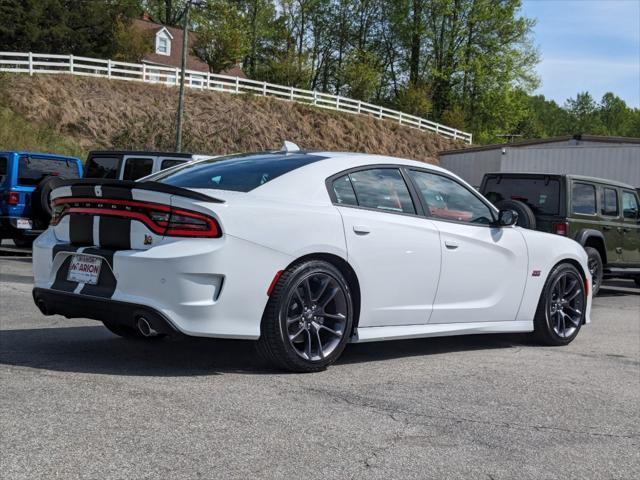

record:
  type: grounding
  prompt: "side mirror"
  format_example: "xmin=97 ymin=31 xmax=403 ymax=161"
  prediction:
xmin=498 ymin=209 xmax=518 ymax=227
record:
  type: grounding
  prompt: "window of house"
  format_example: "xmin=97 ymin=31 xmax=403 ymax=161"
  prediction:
xmin=409 ymin=170 xmax=494 ymax=224
xmin=156 ymin=35 xmax=170 ymax=55
xmin=572 ymin=183 xmax=596 ymax=215
xmin=601 ymin=187 xmax=618 ymax=217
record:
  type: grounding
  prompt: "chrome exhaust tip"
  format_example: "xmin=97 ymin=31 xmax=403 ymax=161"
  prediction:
xmin=136 ymin=316 xmax=158 ymax=337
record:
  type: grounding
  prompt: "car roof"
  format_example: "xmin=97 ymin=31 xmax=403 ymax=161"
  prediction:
xmin=0 ymin=151 xmax=81 ymax=161
xmin=88 ymin=150 xmax=195 ymax=158
xmin=483 ymin=172 xmax=636 ymax=190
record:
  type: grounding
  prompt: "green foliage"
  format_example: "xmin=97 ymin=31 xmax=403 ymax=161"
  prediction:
xmin=340 ymin=50 xmax=381 ymax=102
xmin=113 ymin=20 xmax=153 ymax=62
xmin=0 ymin=106 xmax=85 ymax=159
xmin=396 ymin=85 xmax=433 ymax=118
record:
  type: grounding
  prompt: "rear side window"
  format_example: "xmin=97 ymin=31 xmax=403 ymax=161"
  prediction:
xmin=122 ymin=157 xmax=154 ymax=181
xmin=348 ymin=168 xmax=415 ymax=214
xmin=601 ymin=188 xmax=618 ymax=216
xmin=622 ymin=191 xmax=639 ymax=219
xmin=483 ymin=176 xmax=560 ymax=215
xmin=332 ymin=175 xmax=358 ymax=206
xmin=85 ymin=156 xmax=119 ymax=179
xmin=149 ymin=152 xmax=325 ymax=192
xmin=161 ymin=159 xmax=186 ymax=170
xmin=0 ymin=156 xmax=7 ymax=184
xmin=572 ymin=183 xmax=596 ymax=215
xmin=17 ymin=156 xmax=80 ymax=185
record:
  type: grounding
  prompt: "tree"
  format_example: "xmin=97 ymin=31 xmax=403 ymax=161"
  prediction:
xmin=565 ymin=92 xmax=605 ymax=135
xmin=193 ymin=1 xmax=248 ymax=73
xmin=599 ymin=92 xmax=632 ymax=136
xmin=340 ymin=50 xmax=381 ymax=101
xmin=113 ymin=20 xmax=153 ymax=62
xmin=142 ymin=0 xmax=187 ymax=27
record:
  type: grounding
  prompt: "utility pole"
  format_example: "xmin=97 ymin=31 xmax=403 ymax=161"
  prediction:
xmin=175 ymin=0 xmax=203 ymax=152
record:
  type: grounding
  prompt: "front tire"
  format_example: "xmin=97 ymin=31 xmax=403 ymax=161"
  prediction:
xmin=258 ymin=260 xmax=353 ymax=373
xmin=585 ymin=247 xmax=603 ymax=296
xmin=533 ymin=263 xmax=586 ymax=346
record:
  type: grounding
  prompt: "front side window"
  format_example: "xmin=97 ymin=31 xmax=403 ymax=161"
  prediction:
xmin=622 ymin=191 xmax=639 ymax=219
xmin=601 ymin=187 xmax=618 ymax=216
xmin=17 ymin=156 xmax=80 ymax=185
xmin=348 ymin=169 xmax=415 ymax=214
xmin=572 ymin=183 xmax=596 ymax=215
xmin=0 ymin=156 xmax=7 ymax=184
xmin=122 ymin=157 xmax=154 ymax=181
xmin=410 ymin=170 xmax=494 ymax=224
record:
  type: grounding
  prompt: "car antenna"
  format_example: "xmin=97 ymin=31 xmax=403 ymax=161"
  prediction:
xmin=281 ymin=141 xmax=300 ymax=153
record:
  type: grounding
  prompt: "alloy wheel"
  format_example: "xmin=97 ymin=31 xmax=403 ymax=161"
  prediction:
xmin=283 ymin=272 xmax=348 ymax=362
xmin=547 ymin=271 xmax=585 ymax=338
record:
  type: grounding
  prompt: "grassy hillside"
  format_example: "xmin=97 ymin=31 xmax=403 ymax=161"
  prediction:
xmin=0 ymin=74 xmax=462 ymax=163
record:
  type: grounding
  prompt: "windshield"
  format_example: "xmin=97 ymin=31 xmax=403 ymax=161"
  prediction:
xmin=147 ymin=152 xmax=326 ymax=192
xmin=483 ymin=176 xmax=561 ymax=215
xmin=17 ymin=156 xmax=80 ymax=186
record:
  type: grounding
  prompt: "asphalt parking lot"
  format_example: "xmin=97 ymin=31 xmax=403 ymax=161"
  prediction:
xmin=1 ymin=252 xmax=638 ymax=479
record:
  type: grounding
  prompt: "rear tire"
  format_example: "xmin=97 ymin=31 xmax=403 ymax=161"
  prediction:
xmin=495 ymin=199 xmax=536 ymax=229
xmin=585 ymin=247 xmax=603 ymax=296
xmin=257 ymin=260 xmax=353 ymax=373
xmin=533 ymin=263 xmax=586 ymax=346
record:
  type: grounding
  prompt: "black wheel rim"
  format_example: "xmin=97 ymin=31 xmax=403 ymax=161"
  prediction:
xmin=587 ymin=256 xmax=601 ymax=291
xmin=283 ymin=272 xmax=348 ymax=362
xmin=548 ymin=272 xmax=585 ymax=338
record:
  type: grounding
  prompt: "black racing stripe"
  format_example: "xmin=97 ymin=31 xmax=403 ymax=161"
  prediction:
xmin=79 ymin=260 xmax=117 ymax=298
xmin=50 ymin=256 xmax=78 ymax=293
xmin=52 ymin=244 xmax=79 ymax=262
xmin=69 ymin=215 xmax=93 ymax=245
xmin=70 ymin=185 xmax=96 ymax=197
xmin=83 ymin=247 xmax=115 ymax=268
xmin=101 ymin=186 xmax=133 ymax=200
xmin=99 ymin=217 xmax=131 ymax=250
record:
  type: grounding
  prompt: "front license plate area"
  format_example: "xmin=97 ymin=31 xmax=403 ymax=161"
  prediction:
xmin=67 ymin=254 xmax=102 ymax=285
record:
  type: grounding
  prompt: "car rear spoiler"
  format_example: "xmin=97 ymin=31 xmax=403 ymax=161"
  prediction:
xmin=55 ymin=178 xmax=224 ymax=203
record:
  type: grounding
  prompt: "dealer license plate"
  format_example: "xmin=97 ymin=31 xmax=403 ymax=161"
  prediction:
xmin=67 ymin=254 xmax=102 ymax=285
xmin=16 ymin=218 xmax=32 ymax=229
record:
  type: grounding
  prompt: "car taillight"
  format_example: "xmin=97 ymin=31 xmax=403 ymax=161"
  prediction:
xmin=5 ymin=191 xmax=19 ymax=205
xmin=552 ymin=222 xmax=568 ymax=236
xmin=50 ymin=197 xmax=221 ymax=238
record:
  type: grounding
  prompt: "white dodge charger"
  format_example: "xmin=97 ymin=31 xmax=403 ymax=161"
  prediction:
xmin=32 ymin=146 xmax=591 ymax=372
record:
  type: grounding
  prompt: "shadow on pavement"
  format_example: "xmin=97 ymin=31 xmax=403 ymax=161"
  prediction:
xmin=0 ymin=323 xmax=530 ymax=376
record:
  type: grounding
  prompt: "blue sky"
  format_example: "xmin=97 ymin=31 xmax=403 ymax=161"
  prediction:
xmin=521 ymin=0 xmax=640 ymax=108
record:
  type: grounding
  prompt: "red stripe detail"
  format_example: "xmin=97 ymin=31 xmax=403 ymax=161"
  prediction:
xmin=267 ymin=270 xmax=284 ymax=296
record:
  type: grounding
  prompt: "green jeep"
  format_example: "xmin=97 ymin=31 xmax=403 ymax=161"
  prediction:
xmin=480 ymin=173 xmax=640 ymax=294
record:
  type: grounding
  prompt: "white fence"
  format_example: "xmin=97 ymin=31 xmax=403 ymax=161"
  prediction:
xmin=0 ymin=51 xmax=472 ymax=144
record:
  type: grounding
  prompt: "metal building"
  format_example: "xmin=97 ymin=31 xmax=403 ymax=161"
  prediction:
xmin=438 ymin=135 xmax=640 ymax=188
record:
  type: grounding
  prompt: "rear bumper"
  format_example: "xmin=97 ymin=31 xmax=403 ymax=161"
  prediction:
xmin=32 ymin=228 xmax=293 ymax=339
xmin=32 ymin=288 xmax=178 ymax=335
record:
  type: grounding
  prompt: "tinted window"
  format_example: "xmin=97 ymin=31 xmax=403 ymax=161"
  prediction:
xmin=483 ymin=176 xmax=560 ymax=215
xmin=122 ymin=157 xmax=154 ymax=181
xmin=17 ymin=156 xmax=80 ymax=186
xmin=332 ymin=174 xmax=358 ymax=206
xmin=601 ymin=188 xmax=618 ymax=216
xmin=622 ymin=191 xmax=639 ymax=219
xmin=85 ymin=156 xmax=119 ymax=179
xmin=410 ymin=170 xmax=493 ymax=224
xmin=0 ymin=157 xmax=7 ymax=184
xmin=572 ymin=183 xmax=596 ymax=215
xmin=161 ymin=159 xmax=186 ymax=170
xmin=348 ymin=169 xmax=415 ymax=214
xmin=148 ymin=152 xmax=325 ymax=192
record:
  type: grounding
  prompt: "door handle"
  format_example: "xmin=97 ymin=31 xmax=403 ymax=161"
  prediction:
xmin=444 ymin=240 xmax=459 ymax=250
xmin=353 ymin=225 xmax=370 ymax=235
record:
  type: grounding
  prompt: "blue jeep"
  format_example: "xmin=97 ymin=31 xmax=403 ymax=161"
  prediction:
xmin=0 ymin=152 xmax=83 ymax=247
